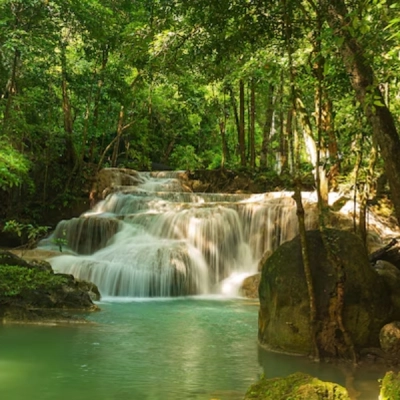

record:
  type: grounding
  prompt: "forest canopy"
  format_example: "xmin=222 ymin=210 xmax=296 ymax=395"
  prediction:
xmin=1 ymin=0 xmax=400 ymax=222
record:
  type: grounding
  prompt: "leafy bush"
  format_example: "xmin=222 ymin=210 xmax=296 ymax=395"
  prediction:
xmin=0 ymin=142 xmax=32 ymax=190
xmin=2 ymin=220 xmax=50 ymax=248
xmin=0 ymin=265 xmax=67 ymax=297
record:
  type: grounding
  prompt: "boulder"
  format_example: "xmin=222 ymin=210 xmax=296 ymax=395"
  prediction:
xmin=0 ymin=250 xmax=100 ymax=324
xmin=380 ymin=322 xmax=400 ymax=355
xmin=243 ymin=372 xmax=350 ymax=400
xmin=374 ymin=260 xmax=400 ymax=312
xmin=240 ymin=274 xmax=260 ymax=298
xmin=258 ymin=229 xmax=393 ymax=357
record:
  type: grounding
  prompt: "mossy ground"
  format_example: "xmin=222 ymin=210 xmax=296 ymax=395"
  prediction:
xmin=0 ymin=264 xmax=67 ymax=298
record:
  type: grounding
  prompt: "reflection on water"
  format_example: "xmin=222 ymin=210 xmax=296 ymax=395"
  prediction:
xmin=0 ymin=299 xmax=386 ymax=400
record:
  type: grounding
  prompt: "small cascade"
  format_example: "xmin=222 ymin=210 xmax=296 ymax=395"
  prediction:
xmin=41 ymin=168 xmax=314 ymax=297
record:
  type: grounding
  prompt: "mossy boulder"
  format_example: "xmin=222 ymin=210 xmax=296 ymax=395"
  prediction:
xmin=380 ymin=371 xmax=400 ymax=399
xmin=258 ymin=229 xmax=393 ymax=357
xmin=0 ymin=250 xmax=100 ymax=324
xmin=243 ymin=372 xmax=350 ymax=400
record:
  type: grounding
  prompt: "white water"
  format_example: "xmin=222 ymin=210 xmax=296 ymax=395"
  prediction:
xmin=39 ymin=169 xmax=331 ymax=297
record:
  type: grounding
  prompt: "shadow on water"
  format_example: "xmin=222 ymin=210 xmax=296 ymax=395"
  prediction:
xmin=257 ymin=345 xmax=385 ymax=399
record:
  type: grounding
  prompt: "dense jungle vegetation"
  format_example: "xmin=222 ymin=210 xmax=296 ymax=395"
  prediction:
xmin=1 ymin=0 xmax=400 ymax=225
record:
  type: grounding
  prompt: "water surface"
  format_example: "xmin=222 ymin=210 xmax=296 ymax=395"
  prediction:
xmin=0 ymin=298 xmax=384 ymax=400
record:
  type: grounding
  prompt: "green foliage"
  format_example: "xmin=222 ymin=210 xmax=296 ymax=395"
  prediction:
xmin=380 ymin=371 xmax=400 ymax=400
xmin=0 ymin=0 xmax=399 ymax=221
xmin=0 ymin=142 xmax=32 ymax=190
xmin=0 ymin=265 xmax=67 ymax=298
xmin=169 ymin=145 xmax=202 ymax=170
xmin=244 ymin=372 xmax=350 ymax=400
xmin=3 ymin=220 xmax=50 ymax=247
xmin=52 ymin=229 xmax=68 ymax=252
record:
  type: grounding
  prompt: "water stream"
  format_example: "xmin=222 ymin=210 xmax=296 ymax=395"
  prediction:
xmin=2 ymin=169 xmax=390 ymax=399
xmin=40 ymin=169 xmax=317 ymax=297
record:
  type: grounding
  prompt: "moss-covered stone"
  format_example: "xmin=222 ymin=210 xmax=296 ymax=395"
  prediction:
xmin=243 ymin=372 xmax=350 ymax=400
xmin=380 ymin=371 xmax=400 ymax=399
xmin=258 ymin=229 xmax=393 ymax=357
xmin=0 ymin=250 xmax=100 ymax=324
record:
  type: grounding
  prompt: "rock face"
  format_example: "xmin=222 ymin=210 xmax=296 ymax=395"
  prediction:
xmin=243 ymin=372 xmax=350 ymax=400
xmin=258 ymin=229 xmax=393 ymax=357
xmin=0 ymin=250 xmax=100 ymax=324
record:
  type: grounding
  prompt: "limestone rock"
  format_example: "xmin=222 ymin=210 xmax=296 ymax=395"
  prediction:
xmin=258 ymin=229 xmax=393 ymax=357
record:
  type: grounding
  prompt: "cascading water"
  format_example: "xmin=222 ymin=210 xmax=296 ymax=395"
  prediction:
xmin=41 ymin=169 xmax=315 ymax=297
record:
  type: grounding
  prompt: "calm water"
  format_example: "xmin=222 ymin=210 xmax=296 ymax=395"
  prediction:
xmin=0 ymin=298 xmax=384 ymax=400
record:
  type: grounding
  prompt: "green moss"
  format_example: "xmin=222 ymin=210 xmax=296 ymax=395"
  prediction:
xmin=244 ymin=372 xmax=350 ymax=400
xmin=380 ymin=371 xmax=400 ymax=400
xmin=0 ymin=265 xmax=67 ymax=298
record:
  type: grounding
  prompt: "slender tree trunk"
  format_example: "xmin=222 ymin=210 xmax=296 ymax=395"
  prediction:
xmin=249 ymin=79 xmax=256 ymax=170
xmin=278 ymin=71 xmax=288 ymax=174
xmin=111 ymin=106 xmax=125 ymax=167
xmin=239 ymin=79 xmax=246 ymax=167
xmin=60 ymin=39 xmax=76 ymax=169
xmin=89 ymin=47 xmax=109 ymax=163
xmin=228 ymin=86 xmax=241 ymax=160
xmin=3 ymin=48 xmax=20 ymax=125
xmin=359 ymin=145 xmax=377 ymax=245
xmin=259 ymin=84 xmax=275 ymax=170
xmin=321 ymin=0 xmax=400 ymax=225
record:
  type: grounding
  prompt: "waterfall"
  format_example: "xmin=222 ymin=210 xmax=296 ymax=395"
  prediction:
xmin=41 ymin=169 xmax=314 ymax=297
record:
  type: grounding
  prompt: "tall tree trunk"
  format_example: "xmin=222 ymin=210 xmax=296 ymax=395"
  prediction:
xmin=3 ymin=48 xmax=20 ymax=126
xmin=359 ymin=145 xmax=377 ymax=245
xmin=296 ymin=97 xmax=328 ymax=198
xmin=278 ymin=71 xmax=288 ymax=174
xmin=321 ymin=0 xmax=400 ymax=225
xmin=111 ymin=106 xmax=125 ymax=167
xmin=228 ymin=86 xmax=241 ymax=160
xmin=60 ymin=39 xmax=76 ymax=169
xmin=239 ymin=79 xmax=246 ymax=167
xmin=259 ymin=84 xmax=275 ymax=170
xmin=89 ymin=46 xmax=109 ymax=163
xmin=249 ymin=79 xmax=256 ymax=170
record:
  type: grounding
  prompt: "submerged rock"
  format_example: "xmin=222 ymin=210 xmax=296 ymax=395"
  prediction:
xmin=0 ymin=250 xmax=100 ymax=324
xmin=258 ymin=229 xmax=394 ymax=357
xmin=243 ymin=372 xmax=350 ymax=399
